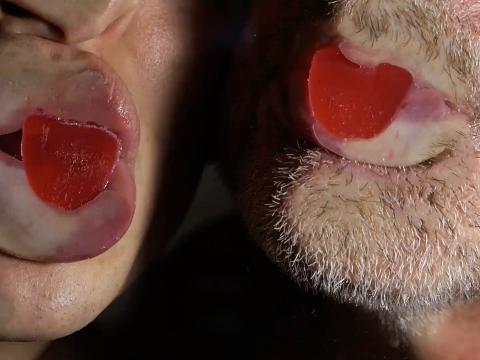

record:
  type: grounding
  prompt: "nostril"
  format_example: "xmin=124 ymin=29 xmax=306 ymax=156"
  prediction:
xmin=0 ymin=0 xmax=64 ymax=41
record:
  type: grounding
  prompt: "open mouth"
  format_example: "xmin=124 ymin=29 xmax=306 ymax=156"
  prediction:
xmin=0 ymin=130 xmax=22 ymax=161
xmin=0 ymin=34 xmax=139 ymax=263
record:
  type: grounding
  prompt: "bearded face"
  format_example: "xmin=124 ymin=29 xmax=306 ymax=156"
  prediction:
xmin=222 ymin=0 xmax=480 ymax=326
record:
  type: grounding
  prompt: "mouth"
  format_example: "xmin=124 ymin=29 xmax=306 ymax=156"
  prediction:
xmin=262 ymin=9 xmax=476 ymax=174
xmin=282 ymin=35 xmax=472 ymax=167
xmin=0 ymin=34 xmax=139 ymax=263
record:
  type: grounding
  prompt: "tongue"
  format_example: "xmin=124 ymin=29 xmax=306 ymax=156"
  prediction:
xmin=22 ymin=115 xmax=121 ymax=210
xmin=308 ymin=44 xmax=413 ymax=139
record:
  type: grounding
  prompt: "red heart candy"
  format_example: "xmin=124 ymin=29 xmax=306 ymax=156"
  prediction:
xmin=308 ymin=44 xmax=413 ymax=139
xmin=22 ymin=115 xmax=121 ymax=211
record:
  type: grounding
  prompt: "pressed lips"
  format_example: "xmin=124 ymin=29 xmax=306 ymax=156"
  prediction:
xmin=0 ymin=34 xmax=139 ymax=262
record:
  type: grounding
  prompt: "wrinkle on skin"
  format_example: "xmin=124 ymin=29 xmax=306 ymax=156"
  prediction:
xmin=8 ymin=0 xmax=139 ymax=42
xmin=222 ymin=0 xmax=480 ymax=348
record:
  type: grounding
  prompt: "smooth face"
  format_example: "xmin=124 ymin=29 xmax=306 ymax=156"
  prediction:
xmin=0 ymin=0 xmax=215 ymax=340
xmin=222 ymin=0 xmax=480 ymax=329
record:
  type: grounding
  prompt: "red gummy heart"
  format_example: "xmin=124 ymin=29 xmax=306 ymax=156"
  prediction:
xmin=308 ymin=44 xmax=413 ymax=139
xmin=22 ymin=115 xmax=121 ymax=211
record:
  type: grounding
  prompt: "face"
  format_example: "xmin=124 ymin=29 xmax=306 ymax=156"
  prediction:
xmin=222 ymin=0 xmax=480 ymax=335
xmin=0 ymin=0 xmax=218 ymax=340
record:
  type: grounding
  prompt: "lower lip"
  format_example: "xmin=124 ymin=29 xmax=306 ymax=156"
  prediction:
xmin=0 ymin=121 xmax=137 ymax=263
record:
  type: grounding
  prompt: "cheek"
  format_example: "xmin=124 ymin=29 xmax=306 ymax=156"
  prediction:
xmin=127 ymin=3 xmax=194 ymax=94
xmin=89 ymin=1 xmax=195 ymax=123
xmin=90 ymin=1 xmax=197 ymax=175
xmin=87 ymin=1 xmax=206 ymax=249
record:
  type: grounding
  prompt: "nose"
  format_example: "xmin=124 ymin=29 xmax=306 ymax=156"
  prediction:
xmin=0 ymin=0 xmax=138 ymax=43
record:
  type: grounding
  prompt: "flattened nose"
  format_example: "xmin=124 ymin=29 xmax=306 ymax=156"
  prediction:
xmin=2 ymin=0 xmax=138 ymax=43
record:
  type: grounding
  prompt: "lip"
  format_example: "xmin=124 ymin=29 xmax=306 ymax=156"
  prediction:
xmin=0 ymin=33 xmax=139 ymax=263
xmin=0 ymin=34 xmax=140 ymax=163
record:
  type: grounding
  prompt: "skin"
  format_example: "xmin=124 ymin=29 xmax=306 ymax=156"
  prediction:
xmin=222 ymin=0 xmax=480 ymax=358
xmin=0 ymin=0 xmax=225 ymax=351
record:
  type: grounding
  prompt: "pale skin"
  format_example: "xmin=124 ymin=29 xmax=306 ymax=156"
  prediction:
xmin=222 ymin=0 xmax=480 ymax=358
xmin=0 ymin=0 xmax=222 ymax=358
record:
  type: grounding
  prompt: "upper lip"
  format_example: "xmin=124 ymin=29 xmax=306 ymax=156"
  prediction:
xmin=0 ymin=33 xmax=140 ymax=165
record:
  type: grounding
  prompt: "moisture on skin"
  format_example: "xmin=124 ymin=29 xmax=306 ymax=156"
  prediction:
xmin=308 ymin=43 xmax=469 ymax=167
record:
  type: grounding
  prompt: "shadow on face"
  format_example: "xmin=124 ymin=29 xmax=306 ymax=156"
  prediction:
xmin=55 ymin=215 xmax=412 ymax=359
xmin=0 ymin=0 xmax=239 ymax=341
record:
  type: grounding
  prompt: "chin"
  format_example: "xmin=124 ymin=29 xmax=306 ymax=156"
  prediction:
xmin=232 ymin=135 xmax=480 ymax=317
xmin=0 ymin=217 xmax=148 ymax=341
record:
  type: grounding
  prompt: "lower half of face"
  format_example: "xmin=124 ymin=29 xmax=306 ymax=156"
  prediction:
xmin=0 ymin=0 xmax=215 ymax=340
xmin=223 ymin=0 xmax=480 ymax=328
